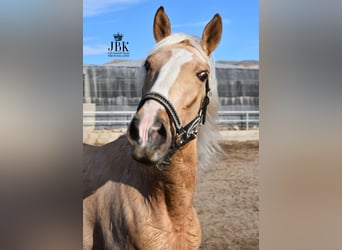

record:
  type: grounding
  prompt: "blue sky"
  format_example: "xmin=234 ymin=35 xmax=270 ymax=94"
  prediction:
xmin=83 ymin=0 xmax=258 ymax=65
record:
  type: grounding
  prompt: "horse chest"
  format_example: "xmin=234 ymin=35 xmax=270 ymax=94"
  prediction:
xmin=114 ymin=202 xmax=201 ymax=249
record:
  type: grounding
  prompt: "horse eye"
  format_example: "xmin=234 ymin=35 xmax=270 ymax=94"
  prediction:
xmin=144 ymin=60 xmax=151 ymax=72
xmin=197 ymin=71 xmax=208 ymax=82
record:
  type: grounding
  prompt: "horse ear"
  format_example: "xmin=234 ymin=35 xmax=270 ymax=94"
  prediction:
xmin=201 ymin=14 xmax=222 ymax=55
xmin=153 ymin=6 xmax=171 ymax=42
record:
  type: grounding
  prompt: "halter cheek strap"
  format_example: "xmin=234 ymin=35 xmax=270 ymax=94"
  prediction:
xmin=136 ymin=80 xmax=211 ymax=170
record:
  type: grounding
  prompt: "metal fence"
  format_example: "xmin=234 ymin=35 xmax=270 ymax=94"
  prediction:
xmin=83 ymin=110 xmax=259 ymax=130
xmin=217 ymin=110 xmax=259 ymax=130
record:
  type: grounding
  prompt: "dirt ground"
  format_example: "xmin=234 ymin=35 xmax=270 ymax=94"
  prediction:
xmin=83 ymin=131 xmax=259 ymax=250
xmin=195 ymin=141 xmax=259 ymax=250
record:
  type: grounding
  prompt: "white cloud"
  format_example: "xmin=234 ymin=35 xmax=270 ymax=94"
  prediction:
xmin=84 ymin=0 xmax=145 ymax=17
xmin=83 ymin=44 xmax=108 ymax=55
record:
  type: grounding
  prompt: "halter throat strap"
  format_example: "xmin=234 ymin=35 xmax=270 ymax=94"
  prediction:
xmin=137 ymin=80 xmax=211 ymax=170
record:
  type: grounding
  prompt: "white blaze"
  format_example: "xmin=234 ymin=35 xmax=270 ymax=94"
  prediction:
xmin=151 ymin=48 xmax=193 ymax=96
xmin=138 ymin=48 xmax=193 ymax=146
xmin=138 ymin=101 xmax=163 ymax=146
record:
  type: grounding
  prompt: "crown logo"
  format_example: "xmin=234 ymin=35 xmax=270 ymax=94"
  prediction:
xmin=113 ymin=32 xmax=123 ymax=41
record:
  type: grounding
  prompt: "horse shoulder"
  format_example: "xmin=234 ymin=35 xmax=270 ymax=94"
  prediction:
xmin=83 ymin=135 xmax=130 ymax=198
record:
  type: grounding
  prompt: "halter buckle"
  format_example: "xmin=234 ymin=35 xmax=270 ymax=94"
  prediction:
xmin=156 ymin=161 xmax=167 ymax=171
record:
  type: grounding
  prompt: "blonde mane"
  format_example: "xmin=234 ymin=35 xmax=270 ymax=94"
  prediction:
xmin=135 ymin=33 xmax=222 ymax=171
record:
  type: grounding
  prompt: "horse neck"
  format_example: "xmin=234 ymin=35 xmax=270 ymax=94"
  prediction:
xmin=129 ymin=139 xmax=198 ymax=225
xmin=158 ymin=139 xmax=198 ymax=222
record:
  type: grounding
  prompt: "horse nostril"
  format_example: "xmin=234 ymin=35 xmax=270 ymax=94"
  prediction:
xmin=129 ymin=117 xmax=140 ymax=142
xmin=157 ymin=122 xmax=167 ymax=141
xmin=149 ymin=120 xmax=167 ymax=146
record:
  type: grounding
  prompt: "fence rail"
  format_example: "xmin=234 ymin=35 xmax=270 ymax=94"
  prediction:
xmin=217 ymin=110 xmax=259 ymax=130
xmin=83 ymin=110 xmax=259 ymax=130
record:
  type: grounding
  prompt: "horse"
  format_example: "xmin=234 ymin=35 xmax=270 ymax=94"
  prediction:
xmin=83 ymin=6 xmax=222 ymax=249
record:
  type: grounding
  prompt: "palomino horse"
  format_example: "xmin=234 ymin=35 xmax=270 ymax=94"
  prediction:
xmin=83 ymin=6 xmax=222 ymax=249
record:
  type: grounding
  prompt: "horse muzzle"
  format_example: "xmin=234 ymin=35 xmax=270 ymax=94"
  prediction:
xmin=127 ymin=102 xmax=172 ymax=164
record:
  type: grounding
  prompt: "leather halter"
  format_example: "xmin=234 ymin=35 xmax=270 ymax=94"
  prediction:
xmin=136 ymin=80 xmax=211 ymax=170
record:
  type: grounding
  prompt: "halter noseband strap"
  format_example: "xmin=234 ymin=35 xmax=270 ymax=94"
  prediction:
xmin=136 ymin=80 xmax=211 ymax=170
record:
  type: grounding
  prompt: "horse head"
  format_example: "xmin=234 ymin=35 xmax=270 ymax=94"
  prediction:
xmin=127 ymin=6 xmax=222 ymax=168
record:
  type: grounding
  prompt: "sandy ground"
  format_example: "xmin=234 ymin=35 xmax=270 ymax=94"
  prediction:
xmin=83 ymin=130 xmax=259 ymax=250
xmin=195 ymin=141 xmax=259 ymax=249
